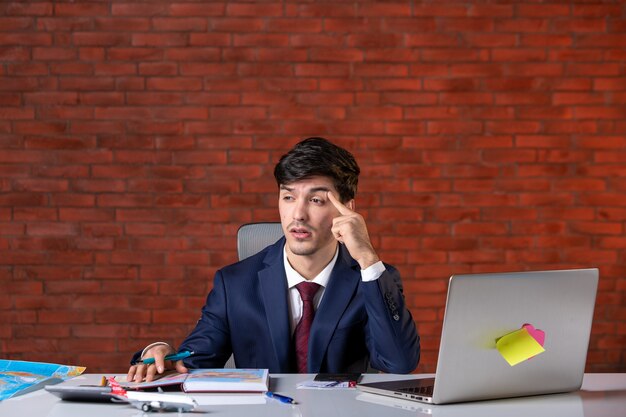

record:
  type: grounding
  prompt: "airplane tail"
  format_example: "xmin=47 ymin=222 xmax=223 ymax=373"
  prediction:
xmin=106 ymin=376 xmax=128 ymax=397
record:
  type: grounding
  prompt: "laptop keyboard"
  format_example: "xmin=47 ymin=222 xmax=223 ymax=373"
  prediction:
xmin=397 ymin=385 xmax=434 ymax=396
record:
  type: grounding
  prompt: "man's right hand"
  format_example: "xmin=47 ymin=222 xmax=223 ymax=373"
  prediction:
xmin=126 ymin=344 xmax=189 ymax=382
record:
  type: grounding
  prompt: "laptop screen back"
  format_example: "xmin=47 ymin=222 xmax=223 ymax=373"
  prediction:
xmin=432 ymin=268 xmax=598 ymax=404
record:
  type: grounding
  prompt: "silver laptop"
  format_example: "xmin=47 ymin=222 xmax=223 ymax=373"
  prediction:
xmin=358 ymin=268 xmax=599 ymax=405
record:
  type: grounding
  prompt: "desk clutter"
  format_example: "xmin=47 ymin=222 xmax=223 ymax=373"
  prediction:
xmin=44 ymin=368 xmax=272 ymax=412
xmin=0 ymin=359 xmax=85 ymax=401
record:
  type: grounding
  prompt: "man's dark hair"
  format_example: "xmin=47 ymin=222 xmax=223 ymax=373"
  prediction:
xmin=274 ymin=137 xmax=360 ymax=202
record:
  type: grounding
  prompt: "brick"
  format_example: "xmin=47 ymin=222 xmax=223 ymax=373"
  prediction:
xmin=541 ymin=208 xmax=595 ymax=221
xmin=422 ymin=48 xmax=489 ymax=62
xmin=427 ymin=121 xmax=482 ymax=135
xmin=0 ymin=77 xmax=37 ymax=91
xmin=0 ymin=93 xmax=20 ymax=106
xmin=108 ymin=47 xmax=163 ymax=61
xmin=309 ymin=48 xmax=363 ymax=62
xmin=92 ymin=17 xmax=150 ymax=31
xmin=413 ymin=4 xmax=467 ymax=17
xmin=72 ymin=32 xmax=129 ymax=47
xmin=568 ymin=63 xmax=620 ymax=76
xmin=516 ymin=106 xmax=572 ymax=118
xmin=152 ymin=17 xmax=207 ymax=31
xmin=226 ymin=2 xmax=280 ymax=16
xmin=492 ymin=49 xmax=546 ymax=62
xmin=468 ymin=4 xmax=513 ymax=17
xmin=449 ymin=64 xmax=502 ymax=77
xmin=578 ymin=34 xmax=626 ymax=48
xmin=549 ymin=49 xmax=603 ymax=62
xmin=357 ymin=2 xmax=411 ymax=16
xmin=521 ymin=33 xmax=574 ymax=48
xmin=575 ymin=106 xmax=626 ymax=119
xmin=7 ymin=62 xmax=48 ymax=75
xmin=573 ymin=5 xmax=622 ymax=17
xmin=257 ymin=48 xmax=307 ymax=62
xmin=234 ymin=34 xmax=290 ymax=47
xmin=294 ymin=63 xmax=349 ymax=77
xmin=293 ymin=3 xmax=354 ymax=17
xmin=463 ymin=33 xmax=517 ymax=47
xmin=58 ymin=76 xmax=115 ymax=91
xmin=0 ymin=107 xmax=34 ymax=119
xmin=571 ymin=221 xmax=622 ymax=236
xmin=38 ymin=309 xmax=95 ymax=324
xmin=324 ymin=18 xmax=384 ymax=33
xmin=0 ymin=33 xmax=52 ymax=46
xmin=2 ymin=2 xmax=53 ymax=16
xmin=508 ymin=63 xmax=565 ymax=76
xmin=23 ymin=92 xmax=78 ymax=105
xmin=110 ymin=2 xmax=166 ymax=15
xmin=348 ymin=33 xmax=404 ymax=48
xmin=212 ymin=17 xmax=264 ymax=32
xmin=486 ymin=122 xmax=541 ymax=134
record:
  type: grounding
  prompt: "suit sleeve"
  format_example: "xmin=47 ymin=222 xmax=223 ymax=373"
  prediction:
xmin=361 ymin=265 xmax=420 ymax=373
xmin=177 ymin=269 xmax=233 ymax=369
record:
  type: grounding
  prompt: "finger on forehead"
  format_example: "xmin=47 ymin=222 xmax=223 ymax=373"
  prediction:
xmin=327 ymin=191 xmax=352 ymax=214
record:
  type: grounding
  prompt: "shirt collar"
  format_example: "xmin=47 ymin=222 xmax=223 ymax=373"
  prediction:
xmin=283 ymin=244 xmax=339 ymax=289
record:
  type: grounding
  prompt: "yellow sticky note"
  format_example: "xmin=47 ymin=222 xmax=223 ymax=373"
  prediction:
xmin=496 ymin=328 xmax=545 ymax=366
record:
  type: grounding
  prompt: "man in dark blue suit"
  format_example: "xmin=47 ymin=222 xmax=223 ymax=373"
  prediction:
xmin=127 ymin=137 xmax=419 ymax=382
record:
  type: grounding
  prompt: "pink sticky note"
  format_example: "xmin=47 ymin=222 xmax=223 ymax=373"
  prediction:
xmin=522 ymin=323 xmax=545 ymax=347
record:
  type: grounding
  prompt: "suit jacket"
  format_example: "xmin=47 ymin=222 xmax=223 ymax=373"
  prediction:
xmin=144 ymin=238 xmax=420 ymax=373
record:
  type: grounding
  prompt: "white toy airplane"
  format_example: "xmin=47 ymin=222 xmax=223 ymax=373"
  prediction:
xmin=106 ymin=376 xmax=198 ymax=412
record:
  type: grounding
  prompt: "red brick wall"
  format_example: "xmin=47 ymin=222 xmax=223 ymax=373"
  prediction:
xmin=1 ymin=1 xmax=625 ymax=373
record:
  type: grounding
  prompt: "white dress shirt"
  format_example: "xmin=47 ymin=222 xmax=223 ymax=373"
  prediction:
xmin=283 ymin=244 xmax=385 ymax=335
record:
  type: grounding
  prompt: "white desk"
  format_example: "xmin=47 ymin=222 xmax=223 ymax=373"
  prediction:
xmin=1 ymin=373 xmax=625 ymax=417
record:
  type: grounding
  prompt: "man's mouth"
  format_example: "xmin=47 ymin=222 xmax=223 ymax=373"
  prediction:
xmin=290 ymin=227 xmax=312 ymax=240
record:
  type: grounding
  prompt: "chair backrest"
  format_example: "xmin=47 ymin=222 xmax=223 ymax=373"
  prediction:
xmin=237 ymin=222 xmax=284 ymax=261
xmin=225 ymin=223 xmax=283 ymax=369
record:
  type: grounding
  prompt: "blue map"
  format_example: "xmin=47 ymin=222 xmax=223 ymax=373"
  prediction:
xmin=0 ymin=359 xmax=85 ymax=401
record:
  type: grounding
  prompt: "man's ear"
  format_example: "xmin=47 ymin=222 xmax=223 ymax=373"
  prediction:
xmin=346 ymin=199 xmax=355 ymax=211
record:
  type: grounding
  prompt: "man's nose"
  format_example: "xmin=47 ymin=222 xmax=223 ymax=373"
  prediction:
xmin=293 ymin=199 xmax=308 ymax=222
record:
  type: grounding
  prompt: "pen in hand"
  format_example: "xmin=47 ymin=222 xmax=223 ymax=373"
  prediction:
xmin=266 ymin=391 xmax=296 ymax=404
xmin=137 ymin=351 xmax=194 ymax=365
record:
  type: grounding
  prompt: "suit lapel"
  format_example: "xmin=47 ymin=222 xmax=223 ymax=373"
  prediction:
xmin=308 ymin=245 xmax=360 ymax=372
xmin=258 ymin=238 xmax=292 ymax=372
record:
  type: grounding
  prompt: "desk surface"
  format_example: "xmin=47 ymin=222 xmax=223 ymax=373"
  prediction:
xmin=1 ymin=373 xmax=625 ymax=417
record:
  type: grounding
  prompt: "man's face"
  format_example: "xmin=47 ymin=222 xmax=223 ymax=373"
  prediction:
xmin=278 ymin=176 xmax=353 ymax=258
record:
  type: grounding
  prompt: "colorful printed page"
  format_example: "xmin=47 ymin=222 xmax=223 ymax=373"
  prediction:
xmin=0 ymin=359 xmax=85 ymax=401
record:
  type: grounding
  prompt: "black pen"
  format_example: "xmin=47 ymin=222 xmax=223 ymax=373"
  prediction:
xmin=266 ymin=391 xmax=296 ymax=404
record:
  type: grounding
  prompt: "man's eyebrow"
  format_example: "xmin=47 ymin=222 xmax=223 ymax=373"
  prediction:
xmin=278 ymin=185 xmax=331 ymax=194
xmin=309 ymin=187 xmax=331 ymax=193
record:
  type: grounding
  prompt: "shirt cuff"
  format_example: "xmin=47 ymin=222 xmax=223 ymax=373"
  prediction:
xmin=141 ymin=342 xmax=171 ymax=360
xmin=361 ymin=261 xmax=385 ymax=282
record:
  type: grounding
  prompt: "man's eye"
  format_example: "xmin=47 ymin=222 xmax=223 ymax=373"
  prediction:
xmin=282 ymin=195 xmax=294 ymax=201
xmin=311 ymin=197 xmax=323 ymax=204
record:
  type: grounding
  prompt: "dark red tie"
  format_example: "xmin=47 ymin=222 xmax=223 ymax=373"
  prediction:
xmin=294 ymin=281 xmax=321 ymax=373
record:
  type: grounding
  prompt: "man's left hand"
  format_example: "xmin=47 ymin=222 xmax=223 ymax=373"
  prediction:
xmin=327 ymin=191 xmax=380 ymax=270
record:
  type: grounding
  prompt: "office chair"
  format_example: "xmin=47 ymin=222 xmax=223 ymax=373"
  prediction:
xmin=237 ymin=222 xmax=284 ymax=261
xmin=224 ymin=222 xmax=284 ymax=368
